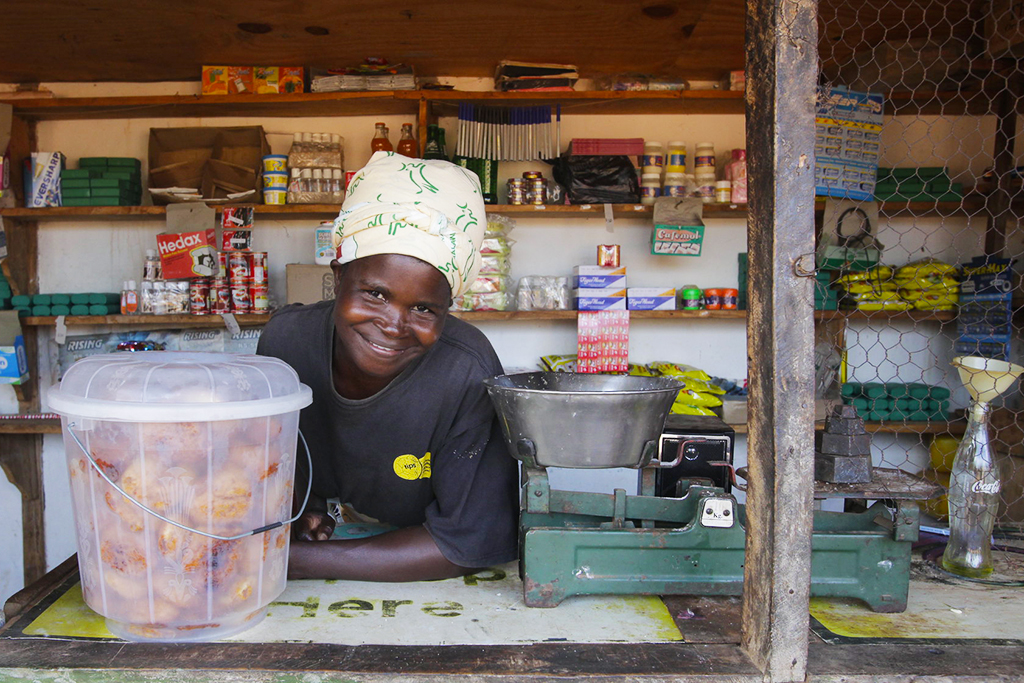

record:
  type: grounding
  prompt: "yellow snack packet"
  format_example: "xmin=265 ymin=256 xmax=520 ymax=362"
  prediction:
xmin=670 ymin=403 xmax=717 ymax=416
xmin=649 ymin=362 xmax=712 ymax=382
xmin=674 ymin=389 xmax=723 ymax=408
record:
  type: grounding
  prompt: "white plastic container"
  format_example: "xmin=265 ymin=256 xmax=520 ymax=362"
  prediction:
xmin=48 ymin=351 xmax=313 ymax=642
xmin=640 ymin=172 xmax=662 ymax=204
xmin=315 ymin=221 xmax=335 ymax=265
xmin=641 ymin=142 xmax=664 ymax=174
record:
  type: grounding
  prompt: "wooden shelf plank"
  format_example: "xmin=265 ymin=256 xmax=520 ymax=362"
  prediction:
xmin=425 ymin=89 xmax=746 ymax=115
xmin=19 ymin=314 xmax=272 ymax=327
xmin=0 ymin=418 xmax=61 ymax=435
xmin=815 ymin=309 xmax=957 ymax=323
xmin=729 ymin=419 xmax=967 ymax=435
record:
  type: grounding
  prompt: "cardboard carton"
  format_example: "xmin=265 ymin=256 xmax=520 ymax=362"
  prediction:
xmin=286 ymin=264 xmax=336 ymax=304
xmin=156 ymin=229 xmax=218 ymax=279
xmin=0 ymin=310 xmax=28 ymax=384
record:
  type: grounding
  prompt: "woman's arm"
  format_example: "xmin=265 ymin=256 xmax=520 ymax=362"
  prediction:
xmin=287 ymin=525 xmax=476 ymax=581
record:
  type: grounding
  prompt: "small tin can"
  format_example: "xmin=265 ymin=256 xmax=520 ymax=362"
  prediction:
xmin=250 ymin=251 xmax=268 ymax=285
xmin=522 ymin=171 xmax=543 ymax=181
xmin=679 ymin=286 xmax=702 ymax=310
xmin=528 ymin=178 xmax=547 ymax=205
xmin=228 ymin=252 xmax=251 ymax=281
xmin=597 ymin=244 xmax=621 ymax=268
xmin=231 ymin=279 xmax=252 ymax=313
xmin=251 ymin=283 xmax=270 ymax=314
xmin=189 ymin=278 xmax=210 ymax=315
xmin=703 ymin=288 xmax=723 ymax=310
xmin=507 ymin=178 xmax=525 ymax=205
xmin=722 ymin=288 xmax=739 ymax=310
xmin=216 ymin=251 xmax=229 ymax=279
xmin=212 ymin=278 xmax=231 ymax=314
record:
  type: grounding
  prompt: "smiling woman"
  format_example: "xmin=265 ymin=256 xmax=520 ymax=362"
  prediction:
xmin=256 ymin=153 xmax=519 ymax=584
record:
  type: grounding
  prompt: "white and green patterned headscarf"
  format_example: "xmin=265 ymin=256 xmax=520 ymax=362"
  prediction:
xmin=333 ymin=151 xmax=486 ymax=297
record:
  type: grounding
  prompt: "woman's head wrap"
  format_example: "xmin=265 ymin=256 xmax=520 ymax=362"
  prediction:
xmin=333 ymin=151 xmax=486 ymax=297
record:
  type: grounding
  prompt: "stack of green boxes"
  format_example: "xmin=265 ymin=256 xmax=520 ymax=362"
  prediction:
xmin=874 ymin=168 xmax=963 ymax=202
xmin=841 ymin=382 xmax=951 ymax=422
xmin=60 ymin=157 xmax=143 ymax=207
xmin=0 ymin=269 xmax=11 ymax=310
xmin=11 ymin=292 xmax=120 ymax=317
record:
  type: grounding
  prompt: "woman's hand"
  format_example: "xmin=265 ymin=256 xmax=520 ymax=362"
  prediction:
xmin=293 ymin=510 xmax=336 ymax=541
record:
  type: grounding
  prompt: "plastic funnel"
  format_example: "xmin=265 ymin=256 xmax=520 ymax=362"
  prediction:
xmin=952 ymin=355 xmax=1024 ymax=404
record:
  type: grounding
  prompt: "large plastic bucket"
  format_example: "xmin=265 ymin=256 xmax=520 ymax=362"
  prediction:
xmin=48 ymin=352 xmax=312 ymax=641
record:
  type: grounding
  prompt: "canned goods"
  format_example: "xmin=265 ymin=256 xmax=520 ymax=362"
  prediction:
xmin=189 ymin=278 xmax=210 ymax=315
xmin=228 ymin=252 xmax=251 ymax=280
xmin=251 ymin=283 xmax=270 ymax=314
xmin=597 ymin=244 xmax=621 ymax=268
xmin=250 ymin=252 xmax=268 ymax=285
xmin=522 ymin=171 xmax=543 ymax=180
xmin=528 ymin=178 xmax=547 ymax=205
xmin=216 ymin=251 xmax=228 ymax=279
xmin=231 ymin=280 xmax=252 ymax=314
xmin=212 ymin=278 xmax=231 ymax=314
xmin=703 ymin=288 xmax=723 ymax=310
xmin=507 ymin=178 xmax=525 ymax=205
xmin=722 ymin=288 xmax=739 ymax=309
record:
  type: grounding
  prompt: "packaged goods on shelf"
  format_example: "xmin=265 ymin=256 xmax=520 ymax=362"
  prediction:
xmin=577 ymin=311 xmax=629 ymax=373
xmin=627 ymin=288 xmax=676 ymax=311
xmin=874 ymin=167 xmax=963 ymax=202
xmin=24 ymin=152 xmax=65 ymax=207
xmin=0 ymin=310 xmax=28 ymax=384
xmin=516 ymin=276 xmax=572 ymax=311
xmin=202 ymin=66 xmax=304 ymax=95
xmin=221 ymin=207 xmax=254 ymax=251
xmin=452 ymin=215 xmax=514 ymax=311
xmin=573 ymin=265 xmax=626 ymax=290
xmin=309 ymin=63 xmax=415 ymax=92
xmin=567 ymin=138 xmax=644 ymax=156
xmin=957 ymin=256 xmax=1014 ymax=361
xmin=156 ymin=229 xmax=218 ymax=279
xmin=60 ymin=157 xmax=143 ymax=207
xmin=574 ymin=287 xmax=627 ymax=311
xmin=495 ymin=60 xmax=578 ymax=92
xmin=841 ymin=382 xmax=951 ymax=422
xmin=288 ymin=132 xmax=344 ymax=169
xmin=148 ymin=127 xmax=268 ymax=204
xmin=551 ymin=155 xmax=640 ymax=204
xmin=814 ymin=86 xmax=882 ymax=202
xmin=835 ymin=260 xmax=959 ymax=311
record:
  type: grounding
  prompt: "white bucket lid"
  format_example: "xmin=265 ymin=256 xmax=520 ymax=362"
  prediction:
xmin=48 ymin=351 xmax=312 ymax=422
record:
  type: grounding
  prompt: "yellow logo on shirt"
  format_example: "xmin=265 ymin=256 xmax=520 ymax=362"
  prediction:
xmin=393 ymin=452 xmax=432 ymax=481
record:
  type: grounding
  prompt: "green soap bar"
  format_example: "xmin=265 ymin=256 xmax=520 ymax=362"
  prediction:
xmin=61 ymin=188 xmax=91 ymax=198
xmin=887 ymin=167 xmax=919 ymax=178
xmin=50 ymin=304 xmax=71 ymax=316
xmin=60 ymin=198 xmax=92 ymax=206
xmin=929 ymin=386 xmax=951 ymax=400
xmin=908 ymin=383 xmax=930 ymax=399
xmin=867 ymin=411 xmax=888 ymax=422
xmin=15 ymin=307 xmax=31 ymax=317
xmin=11 ymin=294 xmax=30 ymax=307
xmin=884 ymin=383 xmax=910 ymax=397
xmin=90 ymin=187 xmax=133 ymax=197
xmin=926 ymin=179 xmax=952 ymax=193
xmin=914 ymin=167 xmax=948 ymax=178
xmin=105 ymin=157 xmax=142 ymax=168
xmin=903 ymin=398 xmax=927 ymax=412
xmin=88 ymin=304 xmax=112 ymax=316
xmin=862 ymin=383 xmax=886 ymax=398
xmin=87 ymin=292 xmax=120 ymax=305
xmin=61 ymin=178 xmax=92 ymax=189
xmin=31 ymin=293 xmax=51 ymax=305
xmin=70 ymin=293 xmax=91 ymax=304
xmin=50 ymin=293 xmax=71 ymax=305
xmin=851 ymin=397 xmax=870 ymax=410
xmin=886 ymin=398 xmax=909 ymax=411
xmin=98 ymin=173 xmax=141 ymax=184
xmin=70 ymin=304 xmax=91 ymax=315
xmin=61 ymin=169 xmax=102 ymax=179
xmin=31 ymin=304 xmax=51 ymax=316
xmin=908 ymin=410 xmax=931 ymax=422
xmin=840 ymin=383 xmax=860 ymax=398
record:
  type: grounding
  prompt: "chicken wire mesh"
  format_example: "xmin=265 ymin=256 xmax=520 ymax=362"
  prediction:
xmin=815 ymin=0 xmax=1024 ymax=572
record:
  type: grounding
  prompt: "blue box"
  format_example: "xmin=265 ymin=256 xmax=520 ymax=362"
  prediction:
xmin=0 ymin=310 xmax=28 ymax=384
xmin=573 ymin=265 xmax=627 ymax=290
xmin=574 ymin=288 xmax=627 ymax=311
xmin=627 ymin=288 xmax=676 ymax=310
xmin=815 ymin=87 xmax=883 ymax=202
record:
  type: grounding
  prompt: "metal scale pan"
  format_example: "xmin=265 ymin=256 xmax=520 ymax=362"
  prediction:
xmin=484 ymin=372 xmax=928 ymax=611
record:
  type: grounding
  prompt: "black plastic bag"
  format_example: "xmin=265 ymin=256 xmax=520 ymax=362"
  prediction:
xmin=550 ymin=155 xmax=640 ymax=204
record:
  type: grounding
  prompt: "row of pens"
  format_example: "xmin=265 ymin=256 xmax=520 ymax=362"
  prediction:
xmin=454 ymin=103 xmax=561 ymax=162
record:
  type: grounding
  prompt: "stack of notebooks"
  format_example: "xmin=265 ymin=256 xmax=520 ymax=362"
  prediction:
xmin=874 ymin=167 xmax=963 ymax=202
xmin=841 ymin=382 xmax=951 ymax=422
xmin=495 ymin=61 xmax=578 ymax=92
xmin=61 ymin=157 xmax=143 ymax=206
xmin=11 ymin=292 xmax=120 ymax=317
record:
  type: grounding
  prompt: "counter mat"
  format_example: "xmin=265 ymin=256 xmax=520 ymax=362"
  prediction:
xmin=22 ymin=562 xmax=685 ymax=645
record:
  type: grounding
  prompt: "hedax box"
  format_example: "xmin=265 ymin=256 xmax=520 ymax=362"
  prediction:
xmin=156 ymin=229 xmax=218 ymax=279
xmin=574 ymin=288 xmax=627 ymax=311
xmin=627 ymin=288 xmax=676 ymax=310
xmin=573 ymin=265 xmax=627 ymax=290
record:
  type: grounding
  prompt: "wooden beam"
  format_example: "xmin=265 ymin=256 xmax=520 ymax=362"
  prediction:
xmin=985 ymin=79 xmax=1019 ymax=257
xmin=0 ymin=434 xmax=46 ymax=586
xmin=742 ymin=0 xmax=818 ymax=679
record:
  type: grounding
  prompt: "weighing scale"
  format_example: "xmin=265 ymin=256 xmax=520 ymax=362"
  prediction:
xmin=484 ymin=372 xmax=940 ymax=612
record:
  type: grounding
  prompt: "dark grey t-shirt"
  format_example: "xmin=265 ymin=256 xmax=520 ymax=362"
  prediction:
xmin=256 ymin=300 xmax=519 ymax=567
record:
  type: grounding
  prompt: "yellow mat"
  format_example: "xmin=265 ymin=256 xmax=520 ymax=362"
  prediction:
xmin=23 ymin=563 xmax=683 ymax=645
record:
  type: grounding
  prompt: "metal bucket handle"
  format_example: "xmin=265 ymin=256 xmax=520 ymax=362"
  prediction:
xmin=66 ymin=420 xmax=313 ymax=542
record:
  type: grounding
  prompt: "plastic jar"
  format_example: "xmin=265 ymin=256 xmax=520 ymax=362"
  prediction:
xmin=695 ymin=172 xmax=716 ymax=203
xmin=640 ymin=173 xmax=662 ymax=204
xmin=722 ymin=288 xmax=739 ymax=309
xmin=641 ymin=142 xmax=664 ymax=173
xmin=262 ymin=172 xmax=288 ymax=191
xmin=666 ymin=141 xmax=687 ymax=173
xmin=715 ymin=180 xmax=732 ymax=203
xmin=703 ymin=288 xmax=723 ymax=310
xmin=315 ymin=221 xmax=335 ymax=265
xmin=663 ymin=172 xmax=687 ymax=197
xmin=695 ymin=142 xmax=716 ymax=173
xmin=679 ymin=286 xmax=702 ymax=310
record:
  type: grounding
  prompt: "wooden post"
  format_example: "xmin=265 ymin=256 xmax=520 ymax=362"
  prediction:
xmin=743 ymin=0 xmax=818 ymax=680
xmin=985 ymin=82 xmax=1018 ymax=257
xmin=0 ymin=434 xmax=46 ymax=585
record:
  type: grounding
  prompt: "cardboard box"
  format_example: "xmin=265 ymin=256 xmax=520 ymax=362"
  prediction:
xmin=227 ymin=66 xmax=254 ymax=95
xmin=0 ymin=310 xmax=28 ymax=384
xmin=573 ymin=265 xmax=626 ymax=289
xmin=156 ymin=229 xmax=218 ymax=279
xmin=573 ymin=287 xmax=626 ymax=311
xmin=287 ymin=264 xmax=336 ymax=304
xmin=202 ymin=66 xmax=229 ymax=95
xmin=148 ymin=126 xmax=269 ymax=203
xmin=24 ymin=152 xmax=65 ymax=207
xmin=627 ymin=287 xmax=676 ymax=310
xmin=255 ymin=66 xmax=280 ymax=94
xmin=652 ymin=225 xmax=705 ymax=256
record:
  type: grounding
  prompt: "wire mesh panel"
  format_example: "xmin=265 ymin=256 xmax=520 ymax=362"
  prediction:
xmin=816 ymin=0 xmax=1024 ymax=577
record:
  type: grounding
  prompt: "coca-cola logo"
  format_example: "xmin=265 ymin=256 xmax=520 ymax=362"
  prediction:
xmin=971 ymin=480 xmax=1000 ymax=494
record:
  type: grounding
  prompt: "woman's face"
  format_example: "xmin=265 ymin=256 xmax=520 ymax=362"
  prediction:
xmin=331 ymin=254 xmax=451 ymax=399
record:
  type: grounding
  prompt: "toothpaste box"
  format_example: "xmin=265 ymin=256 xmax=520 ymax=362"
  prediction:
xmin=24 ymin=152 xmax=65 ymax=207
xmin=574 ymin=288 xmax=627 ymax=311
xmin=573 ymin=265 xmax=627 ymax=289
xmin=627 ymin=288 xmax=676 ymax=310
xmin=0 ymin=311 xmax=28 ymax=385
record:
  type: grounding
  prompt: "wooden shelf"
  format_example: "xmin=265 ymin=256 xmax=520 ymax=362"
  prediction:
xmin=0 ymin=417 xmax=61 ymax=435
xmin=0 ymin=202 xmax=751 ymax=222
xmin=730 ymin=419 xmax=967 ymax=435
xmin=19 ymin=314 xmax=271 ymax=327
xmin=816 ymin=309 xmax=957 ymax=323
